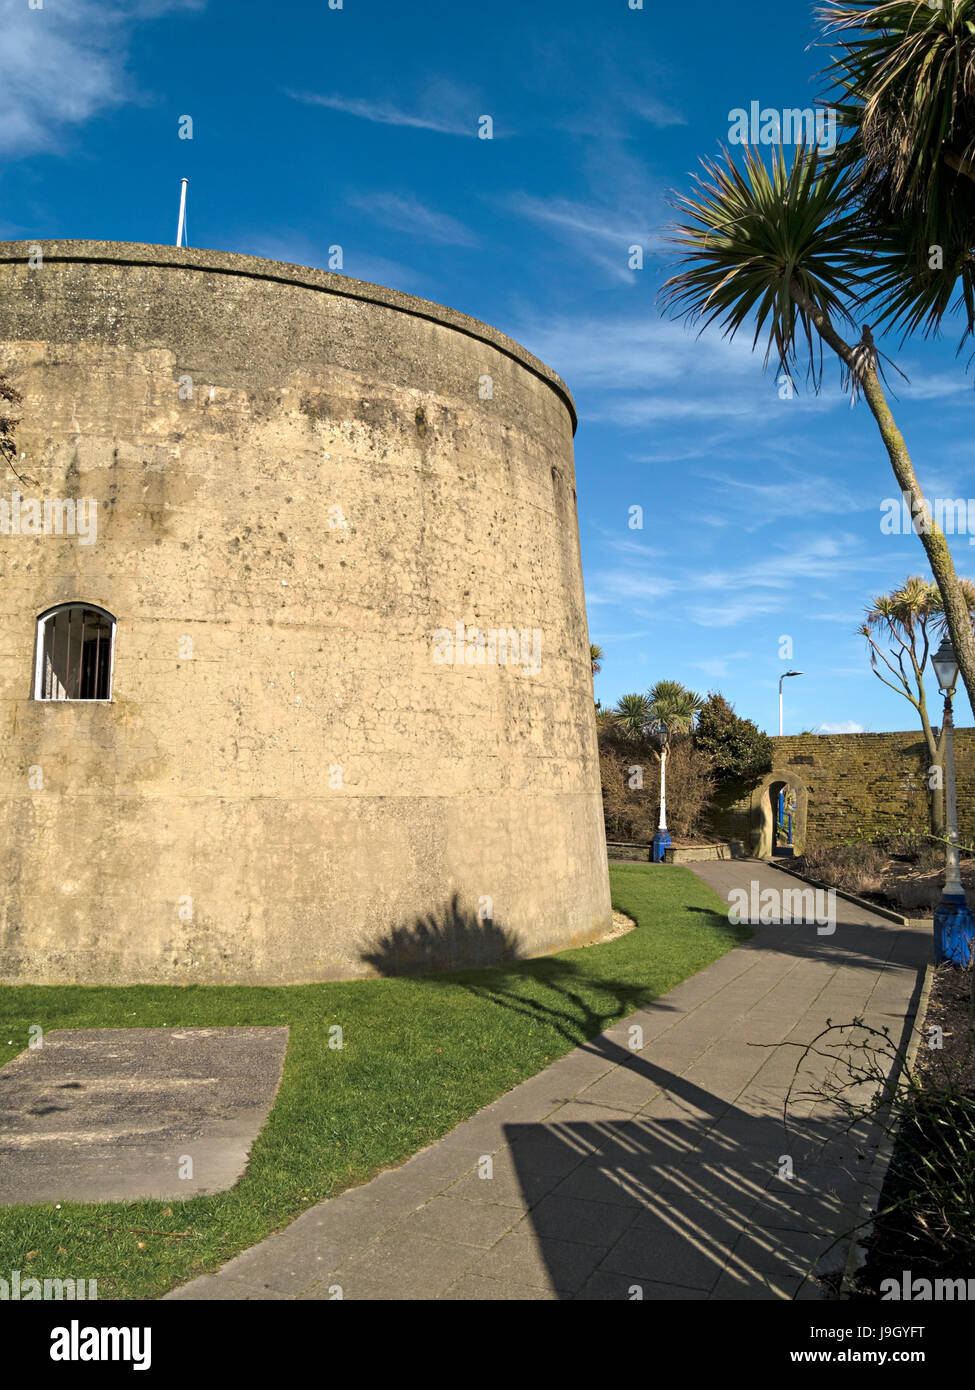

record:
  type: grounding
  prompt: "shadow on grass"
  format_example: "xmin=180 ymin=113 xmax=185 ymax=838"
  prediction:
xmin=360 ymin=892 xmax=713 ymax=1050
xmin=437 ymin=955 xmax=658 ymax=1051
xmin=359 ymin=886 xmax=906 ymax=1299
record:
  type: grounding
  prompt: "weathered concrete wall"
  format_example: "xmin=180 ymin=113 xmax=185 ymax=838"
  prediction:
xmin=712 ymin=730 xmax=975 ymax=857
xmin=0 ymin=241 xmax=611 ymax=984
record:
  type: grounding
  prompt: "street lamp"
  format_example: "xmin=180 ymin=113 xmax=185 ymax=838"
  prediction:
xmin=779 ymin=670 xmax=804 ymax=736
xmin=652 ymin=726 xmax=671 ymax=864
xmin=931 ymin=637 xmax=974 ymax=966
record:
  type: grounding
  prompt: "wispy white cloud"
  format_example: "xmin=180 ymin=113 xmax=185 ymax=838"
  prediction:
xmin=529 ymin=41 xmax=686 ymax=138
xmin=814 ymin=721 xmax=867 ymax=734
xmin=512 ymin=312 xmax=845 ymax=429
xmin=602 ymin=394 xmax=785 ymax=426
xmin=288 ymin=80 xmax=479 ymax=137
xmin=503 ymin=194 xmax=662 ymax=249
xmin=600 ymin=535 xmax=665 ymax=558
xmin=678 ymin=538 xmax=892 ymax=626
xmin=585 ymin=569 xmax=678 ymax=609
xmin=590 ymin=629 xmax=655 ymax=643
xmin=498 ymin=143 xmax=669 ymax=284
xmin=347 ymin=192 xmax=477 ymax=247
xmin=516 ymin=314 xmax=756 ymax=391
xmin=698 ymin=467 xmax=868 ymax=529
xmin=694 ymin=535 xmax=886 ymax=594
xmin=500 ymin=194 xmax=662 ymax=285
xmin=628 ymin=95 xmax=687 ymax=128
xmin=912 ymin=465 xmax=975 ymax=500
xmin=896 ymin=370 xmax=973 ymax=402
xmin=688 ymin=651 xmax=753 ymax=678
xmin=513 ymin=309 xmax=963 ymax=432
xmin=342 ymin=253 xmax=429 ymax=292
xmin=586 ymin=534 xmax=887 ymax=634
xmin=0 ymin=0 xmax=202 ymax=156
xmin=686 ymin=597 xmax=788 ymax=628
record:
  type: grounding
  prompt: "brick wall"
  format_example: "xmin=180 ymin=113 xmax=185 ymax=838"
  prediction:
xmin=770 ymin=729 xmax=975 ymax=846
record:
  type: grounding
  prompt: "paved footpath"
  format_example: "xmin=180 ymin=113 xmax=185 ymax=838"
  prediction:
xmin=168 ymin=861 xmax=930 ymax=1301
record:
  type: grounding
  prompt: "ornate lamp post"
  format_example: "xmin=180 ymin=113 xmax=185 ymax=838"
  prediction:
xmin=931 ymin=637 xmax=974 ymax=966
xmin=652 ymin=726 xmax=671 ymax=864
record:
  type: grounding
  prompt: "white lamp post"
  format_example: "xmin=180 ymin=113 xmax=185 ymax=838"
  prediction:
xmin=778 ymin=670 xmax=803 ymax=736
xmin=931 ymin=637 xmax=974 ymax=966
xmin=652 ymin=726 xmax=671 ymax=863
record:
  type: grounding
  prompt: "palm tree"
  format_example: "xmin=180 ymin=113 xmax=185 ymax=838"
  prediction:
xmin=859 ymin=576 xmax=975 ymax=833
xmin=590 ymin=643 xmax=604 ymax=677
xmin=612 ymin=691 xmax=652 ymax=741
xmin=611 ymin=684 xmax=705 ymax=854
xmin=818 ymin=0 xmax=975 ymax=340
xmin=661 ymin=142 xmax=975 ymax=715
xmin=645 ymin=681 xmax=704 ymax=857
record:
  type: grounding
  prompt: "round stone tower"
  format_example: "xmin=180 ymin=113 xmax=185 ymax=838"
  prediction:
xmin=0 ymin=241 xmax=611 ymax=984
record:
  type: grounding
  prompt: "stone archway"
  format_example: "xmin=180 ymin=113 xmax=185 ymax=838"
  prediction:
xmin=751 ymin=769 xmax=809 ymax=859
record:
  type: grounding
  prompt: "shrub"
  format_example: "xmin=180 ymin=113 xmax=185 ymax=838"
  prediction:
xmin=888 ymin=878 xmax=943 ymax=913
xmin=795 ymin=841 xmax=887 ymax=896
xmin=797 ymin=976 xmax=975 ymax=1289
xmin=694 ymin=692 xmax=773 ymax=788
xmin=880 ymin=832 xmax=944 ymax=875
xmin=664 ymin=738 xmax=716 ymax=839
xmin=599 ymin=748 xmax=655 ymax=843
xmin=597 ymin=729 xmax=714 ymax=843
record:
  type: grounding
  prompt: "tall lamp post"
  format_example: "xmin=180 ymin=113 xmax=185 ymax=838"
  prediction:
xmin=779 ymin=670 xmax=804 ymax=736
xmin=652 ymin=726 xmax=671 ymax=864
xmin=931 ymin=637 xmax=974 ymax=967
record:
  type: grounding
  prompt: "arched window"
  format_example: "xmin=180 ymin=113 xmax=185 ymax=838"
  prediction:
xmin=34 ymin=604 xmax=116 ymax=701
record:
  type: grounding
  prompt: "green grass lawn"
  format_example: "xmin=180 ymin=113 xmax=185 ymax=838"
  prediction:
xmin=0 ymin=863 xmax=748 ymax=1299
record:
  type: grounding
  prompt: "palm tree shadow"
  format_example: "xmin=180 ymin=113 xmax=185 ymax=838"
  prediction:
xmin=360 ymin=894 xmax=671 ymax=1049
xmin=358 ymin=890 xmax=928 ymax=1299
xmin=454 ymin=957 xmax=656 ymax=1051
xmin=361 ymin=900 xmax=884 ymax=1299
xmin=360 ymin=893 xmax=524 ymax=976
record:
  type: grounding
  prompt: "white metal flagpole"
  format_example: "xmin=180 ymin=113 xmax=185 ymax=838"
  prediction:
xmin=176 ymin=179 xmax=189 ymax=248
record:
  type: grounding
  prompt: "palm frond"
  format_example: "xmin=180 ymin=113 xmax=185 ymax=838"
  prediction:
xmin=820 ymin=0 xmax=975 ymax=215
xmin=842 ymin=214 xmax=975 ymax=344
xmin=645 ymin=681 xmax=706 ymax=737
xmin=660 ymin=144 xmax=870 ymax=389
xmin=817 ymin=0 xmax=975 ymax=340
xmin=612 ymin=692 xmax=653 ymax=740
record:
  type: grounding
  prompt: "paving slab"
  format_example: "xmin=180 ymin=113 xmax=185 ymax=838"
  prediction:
xmin=0 ymin=1027 xmax=288 ymax=1205
xmin=165 ymin=860 xmax=928 ymax=1301
xmin=326 ymin=1229 xmax=481 ymax=1300
xmin=441 ymin=1272 xmax=556 ymax=1301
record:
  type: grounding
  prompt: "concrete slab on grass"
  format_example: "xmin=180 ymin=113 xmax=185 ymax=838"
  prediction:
xmin=0 ymin=1027 xmax=288 ymax=1205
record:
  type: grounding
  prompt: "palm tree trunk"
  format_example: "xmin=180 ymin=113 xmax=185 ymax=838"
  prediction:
xmin=920 ymin=717 xmax=946 ymax=837
xmin=790 ymin=281 xmax=975 ymax=716
xmin=930 ymin=757 xmax=946 ymax=838
xmin=914 ymin=663 xmax=946 ymax=835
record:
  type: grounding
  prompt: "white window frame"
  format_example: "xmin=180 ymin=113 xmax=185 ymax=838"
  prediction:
xmin=33 ymin=603 xmax=117 ymax=702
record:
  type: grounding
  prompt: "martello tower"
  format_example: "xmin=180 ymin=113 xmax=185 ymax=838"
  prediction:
xmin=0 ymin=242 xmax=610 ymax=984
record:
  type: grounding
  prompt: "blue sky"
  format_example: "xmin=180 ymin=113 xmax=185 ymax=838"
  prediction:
xmin=2 ymin=0 xmax=972 ymax=732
